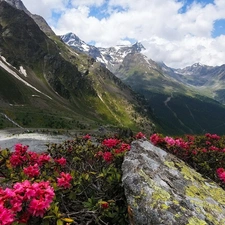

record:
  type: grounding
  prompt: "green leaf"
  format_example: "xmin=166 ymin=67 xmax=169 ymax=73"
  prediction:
xmin=57 ymin=219 xmax=63 ymax=225
xmin=1 ymin=149 xmax=9 ymax=158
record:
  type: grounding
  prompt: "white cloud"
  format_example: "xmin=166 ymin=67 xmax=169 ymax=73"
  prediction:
xmin=22 ymin=0 xmax=225 ymax=68
xmin=70 ymin=0 xmax=105 ymax=7
xmin=22 ymin=0 xmax=69 ymax=19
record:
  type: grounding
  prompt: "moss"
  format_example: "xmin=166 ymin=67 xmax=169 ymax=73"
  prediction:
xmin=186 ymin=217 xmax=207 ymax=225
xmin=139 ymin=169 xmax=171 ymax=210
xmin=164 ymin=158 xmax=225 ymax=224
xmin=179 ymin=163 xmax=205 ymax=182
xmin=164 ymin=161 xmax=175 ymax=169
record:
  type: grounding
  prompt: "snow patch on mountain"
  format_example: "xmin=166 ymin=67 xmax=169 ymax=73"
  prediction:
xmin=0 ymin=55 xmax=52 ymax=99
xmin=19 ymin=66 xmax=27 ymax=77
xmin=61 ymin=33 xmax=145 ymax=70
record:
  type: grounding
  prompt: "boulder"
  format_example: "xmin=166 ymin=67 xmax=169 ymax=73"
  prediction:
xmin=122 ymin=140 xmax=225 ymax=225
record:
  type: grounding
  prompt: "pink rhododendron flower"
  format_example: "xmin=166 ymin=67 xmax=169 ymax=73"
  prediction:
xmin=28 ymin=198 xmax=50 ymax=217
xmin=57 ymin=172 xmax=72 ymax=189
xmin=174 ymin=138 xmax=189 ymax=149
xmin=114 ymin=143 xmax=131 ymax=154
xmin=83 ymin=134 xmax=91 ymax=140
xmin=102 ymin=152 xmax=113 ymax=162
xmin=120 ymin=143 xmax=131 ymax=151
xmin=14 ymin=143 xmax=28 ymax=154
xmin=209 ymin=146 xmax=219 ymax=152
xmin=211 ymin=134 xmax=220 ymax=140
xmin=135 ymin=132 xmax=146 ymax=139
xmin=205 ymin=133 xmax=220 ymax=140
xmin=23 ymin=164 xmax=40 ymax=178
xmin=9 ymin=153 xmax=26 ymax=167
xmin=27 ymin=151 xmax=39 ymax=163
xmin=38 ymin=154 xmax=51 ymax=165
xmin=217 ymin=168 xmax=225 ymax=183
xmin=150 ymin=134 xmax=164 ymax=145
xmin=0 ymin=204 xmax=14 ymax=225
xmin=164 ymin=137 xmax=176 ymax=146
xmin=54 ymin=157 xmax=67 ymax=166
xmin=102 ymin=138 xmax=120 ymax=148
xmin=0 ymin=180 xmax=55 ymax=223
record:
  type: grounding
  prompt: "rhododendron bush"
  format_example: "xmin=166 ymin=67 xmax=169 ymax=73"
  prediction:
xmin=1 ymin=131 xmax=225 ymax=224
xmin=150 ymin=133 xmax=225 ymax=188
xmin=0 ymin=134 xmax=133 ymax=225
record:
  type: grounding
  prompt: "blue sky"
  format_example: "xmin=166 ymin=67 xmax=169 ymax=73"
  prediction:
xmin=22 ymin=0 xmax=225 ymax=68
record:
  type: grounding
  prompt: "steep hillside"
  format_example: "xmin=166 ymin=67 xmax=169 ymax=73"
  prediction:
xmin=0 ymin=1 xmax=154 ymax=132
xmin=115 ymin=52 xmax=225 ymax=135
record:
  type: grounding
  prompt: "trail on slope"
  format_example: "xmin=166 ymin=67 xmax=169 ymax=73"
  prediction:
xmin=163 ymin=93 xmax=194 ymax=133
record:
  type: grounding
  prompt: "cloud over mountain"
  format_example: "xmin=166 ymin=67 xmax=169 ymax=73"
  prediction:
xmin=22 ymin=0 xmax=225 ymax=68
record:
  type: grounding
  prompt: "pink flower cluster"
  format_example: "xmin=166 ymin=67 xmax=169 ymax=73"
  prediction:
xmin=164 ymin=136 xmax=189 ymax=149
xmin=150 ymin=133 xmax=164 ymax=145
xmin=57 ymin=172 xmax=73 ymax=189
xmin=150 ymin=133 xmax=225 ymax=185
xmin=135 ymin=132 xmax=146 ymax=139
xmin=97 ymin=138 xmax=131 ymax=163
xmin=83 ymin=134 xmax=91 ymax=140
xmin=23 ymin=163 xmax=40 ymax=178
xmin=217 ymin=168 xmax=225 ymax=183
xmin=0 ymin=180 xmax=55 ymax=224
xmin=205 ymin=133 xmax=221 ymax=140
xmin=54 ymin=157 xmax=67 ymax=166
xmin=10 ymin=143 xmax=51 ymax=168
xmin=102 ymin=138 xmax=120 ymax=148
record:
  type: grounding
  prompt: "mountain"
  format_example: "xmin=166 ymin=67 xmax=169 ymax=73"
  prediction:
xmin=0 ymin=1 xmax=155 ymax=133
xmin=61 ymin=32 xmax=145 ymax=73
xmin=167 ymin=63 xmax=225 ymax=104
xmin=62 ymin=32 xmax=225 ymax=135
xmin=0 ymin=0 xmax=55 ymax=36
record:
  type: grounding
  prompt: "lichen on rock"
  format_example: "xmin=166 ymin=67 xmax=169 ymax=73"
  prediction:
xmin=122 ymin=140 xmax=225 ymax=225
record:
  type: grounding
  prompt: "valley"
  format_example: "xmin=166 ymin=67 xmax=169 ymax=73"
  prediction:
xmin=1 ymin=0 xmax=225 ymax=137
xmin=61 ymin=32 xmax=225 ymax=135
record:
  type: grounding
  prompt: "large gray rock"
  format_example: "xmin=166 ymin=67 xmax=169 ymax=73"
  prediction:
xmin=122 ymin=140 xmax=225 ymax=225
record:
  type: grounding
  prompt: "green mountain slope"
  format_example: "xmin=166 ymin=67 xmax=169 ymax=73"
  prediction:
xmin=0 ymin=1 xmax=154 ymax=132
xmin=114 ymin=52 xmax=225 ymax=135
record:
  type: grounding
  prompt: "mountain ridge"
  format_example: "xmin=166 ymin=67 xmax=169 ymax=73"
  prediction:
xmin=0 ymin=1 xmax=155 ymax=132
xmin=61 ymin=32 xmax=225 ymax=135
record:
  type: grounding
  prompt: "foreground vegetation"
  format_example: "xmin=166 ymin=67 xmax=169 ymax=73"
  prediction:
xmin=0 ymin=132 xmax=225 ymax=224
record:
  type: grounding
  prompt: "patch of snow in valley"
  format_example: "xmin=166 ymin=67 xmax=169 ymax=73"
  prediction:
xmin=19 ymin=66 xmax=27 ymax=77
xmin=0 ymin=55 xmax=52 ymax=100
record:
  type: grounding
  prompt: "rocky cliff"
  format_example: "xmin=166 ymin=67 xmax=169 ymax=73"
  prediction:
xmin=122 ymin=140 xmax=225 ymax=225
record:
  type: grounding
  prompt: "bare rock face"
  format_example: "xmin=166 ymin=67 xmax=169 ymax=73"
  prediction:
xmin=1 ymin=0 xmax=55 ymax=36
xmin=122 ymin=140 xmax=225 ymax=225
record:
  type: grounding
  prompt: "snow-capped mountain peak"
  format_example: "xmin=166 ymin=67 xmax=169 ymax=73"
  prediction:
xmin=60 ymin=33 xmax=145 ymax=70
xmin=61 ymin=33 xmax=91 ymax=52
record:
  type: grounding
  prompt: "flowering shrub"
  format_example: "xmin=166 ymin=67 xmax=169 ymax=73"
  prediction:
xmin=0 ymin=134 xmax=136 ymax=225
xmin=1 ymin=131 xmax=225 ymax=224
xmin=150 ymin=133 xmax=225 ymax=188
xmin=0 ymin=180 xmax=55 ymax=224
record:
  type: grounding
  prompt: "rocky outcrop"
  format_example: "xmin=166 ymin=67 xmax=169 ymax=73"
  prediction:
xmin=122 ymin=140 xmax=225 ymax=225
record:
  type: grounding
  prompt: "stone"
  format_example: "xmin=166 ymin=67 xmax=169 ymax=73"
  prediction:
xmin=122 ymin=140 xmax=225 ymax=225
